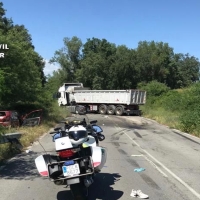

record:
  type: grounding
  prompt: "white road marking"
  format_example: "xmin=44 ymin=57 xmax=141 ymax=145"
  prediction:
xmin=124 ymin=130 xmax=200 ymax=199
xmin=144 ymin=155 xmax=168 ymax=178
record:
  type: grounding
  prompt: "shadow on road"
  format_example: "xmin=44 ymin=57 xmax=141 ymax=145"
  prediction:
xmin=57 ymin=173 xmax=123 ymax=200
xmin=88 ymin=173 xmax=123 ymax=200
xmin=0 ymin=151 xmax=42 ymax=180
xmin=57 ymin=190 xmax=73 ymax=200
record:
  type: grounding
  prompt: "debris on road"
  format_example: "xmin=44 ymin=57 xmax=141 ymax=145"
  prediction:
xmin=25 ymin=149 xmax=30 ymax=153
xmin=130 ymin=189 xmax=137 ymax=197
xmin=130 ymin=189 xmax=149 ymax=199
xmin=134 ymin=168 xmax=145 ymax=172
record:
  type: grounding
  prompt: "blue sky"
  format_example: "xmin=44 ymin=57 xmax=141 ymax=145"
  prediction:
xmin=2 ymin=0 xmax=200 ymax=75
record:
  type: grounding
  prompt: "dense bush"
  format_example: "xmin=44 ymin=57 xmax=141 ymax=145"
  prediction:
xmin=138 ymin=81 xmax=170 ymax=107
xmin=138 ymin=81 xmax=170 ymax=97
xmin=178 ymin=83 xmax=200 ymax=135
xmin=141 ymin=81 xmax=200 ymax=136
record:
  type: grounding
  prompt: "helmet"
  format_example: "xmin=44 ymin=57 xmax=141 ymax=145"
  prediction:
xmin=68 ymin=125 xmax=88 ymax=145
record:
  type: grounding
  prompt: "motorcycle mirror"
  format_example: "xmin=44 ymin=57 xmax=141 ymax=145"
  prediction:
xmin=49 ymin=131 xmax=58 ymax=134
xmin=98 ymin=133 xmax=105 ymax=141
xmin=54 ymin=127 xmax=62 ymax=131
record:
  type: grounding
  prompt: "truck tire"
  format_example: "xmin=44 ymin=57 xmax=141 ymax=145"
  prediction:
xmin=115 ymin=106 xmax=124 ymax=116
xmin=107 ymin=105 xmax=116 ymax=115
xmin=75 ymin=106 xmax=86 ymax=115
xmin=99 ymin=104 xmax=107 ymax=115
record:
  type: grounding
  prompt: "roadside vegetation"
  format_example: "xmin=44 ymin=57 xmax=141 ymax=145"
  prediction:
xmin=0 ymin=2 xmax=200 ymax=164
xmin=139 ymin=81 xmax=200 ymax=137
xmin=0 ymin=102 xmax=69 ymax=164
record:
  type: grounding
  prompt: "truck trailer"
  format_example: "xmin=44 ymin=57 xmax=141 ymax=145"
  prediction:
xmin=56 ymin=83 xmax=146 ymax=116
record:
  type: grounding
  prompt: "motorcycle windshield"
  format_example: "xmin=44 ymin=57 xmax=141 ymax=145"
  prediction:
xmin=92 ymin=125 xmax=103 ymax=133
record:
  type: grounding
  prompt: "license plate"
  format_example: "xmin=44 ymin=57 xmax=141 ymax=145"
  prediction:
xmin=62 ymin=163 xmax=80 ymax=177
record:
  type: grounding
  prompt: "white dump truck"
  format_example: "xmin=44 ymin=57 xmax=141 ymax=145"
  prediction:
xmin=56 ymin=83 xmax=146 ymax=116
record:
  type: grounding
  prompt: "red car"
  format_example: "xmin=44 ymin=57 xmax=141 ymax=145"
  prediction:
xmin=20 ymin=109 xmax=43 ymax=126
xmin=0 ymin=109 xmax=43 ymax=127
xmin=0 ymin=110 xmax=20 ymax=127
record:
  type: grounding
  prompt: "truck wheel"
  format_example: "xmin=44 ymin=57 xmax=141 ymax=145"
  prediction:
xmin=78 ymin=106 xmax=87 ymax=115
xmin=107 ymin=105 xmax=116 ymax=115
xmin=99 ymin=104 xmax=107 ymax=115
xmin=115 ymin=106 xmax=123 ymax=116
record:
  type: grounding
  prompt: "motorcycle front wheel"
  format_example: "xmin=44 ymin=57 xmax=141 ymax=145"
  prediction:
xmin=70 ymin=183 xmax=88 ymax=200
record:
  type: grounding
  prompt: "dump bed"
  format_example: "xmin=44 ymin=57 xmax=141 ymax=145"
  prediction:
xmin=73 ymin=89 xmax=146 ymax=105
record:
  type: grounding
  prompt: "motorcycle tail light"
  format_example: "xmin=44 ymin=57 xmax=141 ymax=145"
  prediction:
xmin=58 ymin=149 xmax=75 ymax=158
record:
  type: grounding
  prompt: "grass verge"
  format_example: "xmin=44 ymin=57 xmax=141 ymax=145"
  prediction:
xmin=139 ymin=81 xmax=200 ymax=138
xmin=141 ymin=106 xmax=181 ymax=129
xmin=141 ymin=104 xmax=200 ymax=138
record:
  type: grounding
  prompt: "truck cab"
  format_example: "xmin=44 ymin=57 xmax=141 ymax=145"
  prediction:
xmin=57 ymin=83 xmax=83 ymax=106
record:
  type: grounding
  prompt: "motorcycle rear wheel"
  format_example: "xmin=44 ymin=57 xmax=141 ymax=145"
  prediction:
xmin=70 ymin=183 xmax=88 ymax=200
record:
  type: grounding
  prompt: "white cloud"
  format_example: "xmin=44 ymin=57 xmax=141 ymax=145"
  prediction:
xmin=43 ymin=59 xmax=60 ymax=76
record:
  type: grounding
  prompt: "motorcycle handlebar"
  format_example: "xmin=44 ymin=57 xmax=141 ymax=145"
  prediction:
xmin=49 ymin=130 xmax=68 ymax=135
xmin=49 ymin=131 xmax=58 ymax=134
xmin=54 ymin=127 xmax=65 ymax=131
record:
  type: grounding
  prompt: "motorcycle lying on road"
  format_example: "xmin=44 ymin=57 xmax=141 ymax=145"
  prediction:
xmin=35 ymin=118 xmax=106 ymax=200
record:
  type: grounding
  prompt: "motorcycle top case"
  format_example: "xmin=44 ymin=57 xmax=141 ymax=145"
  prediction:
xmin=91 ymin=146 xmax=107 ymax=171
xmin=55 ymin=136 xmax=73 ymax=151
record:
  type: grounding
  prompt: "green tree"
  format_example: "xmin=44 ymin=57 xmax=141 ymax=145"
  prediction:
xmin=76 ymin=37 xmax=116 ymax=89
xmin=175 ymin=53 xmax=199 ymax=88
xmin=0 ymin=3 xmax=46 ymax=106
xmin=135 ymin=41 xmax=174 ymax=85
xmin=45 ymin=69 xmax=65 ymax=95
xmin=76 ymin=52 xmax=106 ymax=89
xmin=0 ymin=69 xmax=5 ymax=103
xmin=50 ymin=36 xmax=82 ymax=82
xmin=48 ymin=36 xmax=200 ymax=91
xmin=108 ymin=45 xmax=139 ymax=89
xmin=0 ymin=2 xmax=13 ymax=33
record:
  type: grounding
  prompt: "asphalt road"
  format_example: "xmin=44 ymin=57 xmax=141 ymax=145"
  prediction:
xmin=0 ymin=114 xmax=200 ymax=200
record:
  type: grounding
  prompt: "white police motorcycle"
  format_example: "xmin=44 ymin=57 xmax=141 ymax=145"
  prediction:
xmin=35 ymin=118 xmax=107 ymax=200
